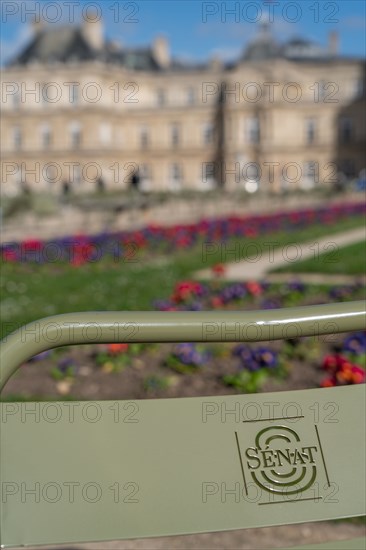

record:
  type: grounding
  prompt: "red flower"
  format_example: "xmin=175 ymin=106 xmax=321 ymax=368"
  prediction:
xmin=321 ymin=353 xmax=365 ymax=387
xmin=322 ymin=355 xmax=338 ymax=372
xmin=320 ymin=378 xmax=336 ymax=388
xmin=171 ymin=281 xmax=202 ymax=303
xmin=107 ymin=343 xmax=129 ymax=354
xmin=2 ymin=249 xmax=17 ymax=262
xmin=212 ymin=263 xmax=226 ymax=277
xmin=244 ymin=227 xmax=258 ymax=238
xmin=23 ymin=239 xmax=43 ymax=251
xmin=211 ymin=296 xmax=224 ymax=308
xmin=246 ymin=281 xmax=263 ymax=296
xmin=351 ymin=365 xmax=366 ymax=384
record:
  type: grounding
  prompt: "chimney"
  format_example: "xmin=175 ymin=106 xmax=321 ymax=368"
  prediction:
xmin=82 ymin=11 xmax=104 ymax=50
xmin=152 ymin=36 xmax=170 ymax=69
xmin=209 ymin=56 xmax=222 ymax=71
xmin=328 ymin=31 xmax=339 ymax=56
xmin=31 ymin=15 xmax=44 ymax=35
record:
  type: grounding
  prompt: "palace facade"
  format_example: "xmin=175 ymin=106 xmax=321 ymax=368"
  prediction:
xmin=1 ymin=14 xmax=365 ymax=194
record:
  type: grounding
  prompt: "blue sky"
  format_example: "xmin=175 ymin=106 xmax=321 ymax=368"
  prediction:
xmin=1 ymin=0 xmax=365 ymax=65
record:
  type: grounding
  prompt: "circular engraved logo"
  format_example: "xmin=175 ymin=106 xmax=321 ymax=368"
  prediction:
xmin=245 ymin=425 xmax=318 ymax=495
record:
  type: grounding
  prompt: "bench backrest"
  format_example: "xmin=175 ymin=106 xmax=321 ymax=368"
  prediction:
xmin=1 ymin=301 xmax=365 ymax=548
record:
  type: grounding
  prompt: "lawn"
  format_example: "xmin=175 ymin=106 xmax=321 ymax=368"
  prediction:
xmin=272 ymin=241 xmax=366 ymax=275
xmin=1 ymin=214 xmax=365 ymax=340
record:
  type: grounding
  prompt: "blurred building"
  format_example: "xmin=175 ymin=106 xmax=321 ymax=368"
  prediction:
xmin=1 ymin=15 xmax=365 ymax=194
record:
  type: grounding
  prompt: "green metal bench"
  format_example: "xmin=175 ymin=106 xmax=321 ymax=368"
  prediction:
xmin=1 ymin=301 xmax=365 ymax=549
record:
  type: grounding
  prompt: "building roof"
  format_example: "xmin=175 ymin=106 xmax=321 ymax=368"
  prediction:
xmin=242 ymin=19 xmax=281 ymax=61
xmin=8 ymin=24 xmax=206 ymax=71
xmin=7 ymin=19 xmax=362 ymax=71
xmin=12 ymin=26 xmax=96 ymax=65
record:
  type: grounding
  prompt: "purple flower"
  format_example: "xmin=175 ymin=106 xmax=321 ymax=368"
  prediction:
xmin=29 ymin=350 xmax=52 ymax=362
xmin=57 ymin=356 xmax=76 ymax=374
xmin=173 ymin=343 xmax=209 ymax=367
xmin=286 ymin=280 xmax=306 ymax=293
xmin=260 ymin=298 xmax=282 ymax=309
xmin=153 ymin=299 xmax=174 ymax=311
xmin=343 ymin=332 xmax=366 ymax=355
xmin=254 ymin=347 xmax=278 ymax=368
xmin=233 ymin=344 xmax=278 ymax=371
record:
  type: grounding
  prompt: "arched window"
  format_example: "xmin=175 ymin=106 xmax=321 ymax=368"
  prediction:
xmin=202 ymin=122 xmax=214 ymax=145
xmin=339 ymin=117 xmax=353 ymax=144
xmin=246 ymin=116 xmax=260 ymax=144
xmin=171 ymin=123 xmax=180 ymax=147
xmin=169 ymin=163 xmax=183 ymax=191
xmin=100 ymin=123 xmax=112 ymax=145
xmin=140 ymin=125 xmax=149 ymax=149
xmin=69 ymin=121 xmax=82 ymax=148
xmin=187 ymin=87 xmax=195 ymax=105
xmin=305 ymin=118 xmax=317 ymax=145
xmin=156 ymin=89 xmax=166 ymax=106
xmin=13 ymin=126 xmax=22 ymax=151
xmin=40 ymin=122 xmax=52 ymax=149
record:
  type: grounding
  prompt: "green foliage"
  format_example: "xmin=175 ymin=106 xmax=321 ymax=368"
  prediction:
xmin=273 ymin=241 xmax=366 ymax=275
xmin=1 ymin=216 xmax=364 ymax=340
xmin=223 ymin=369 xmax=269 ymax=393
xmin=50 ymin=366 xmax=74 ymax=381
xmin=143 ymin=375 xmax=171 ymax=392
xmin=2 ymin=194 xmax=32 ymax=219
xmin=164 ymin=355 xmax=199 ymax=374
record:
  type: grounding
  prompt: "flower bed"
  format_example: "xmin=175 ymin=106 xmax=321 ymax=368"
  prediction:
xmin=2 ymin=278 xmax=364 ymax=401
xmin=1 ymin=202 xmax=365 ymax=265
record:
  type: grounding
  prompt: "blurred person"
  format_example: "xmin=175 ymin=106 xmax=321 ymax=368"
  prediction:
xmin=357 ymin=168 xmax=366 ymax=191
xmin=96 ymin=176 xmax=105 ymax=193
xmin=61 ymin=179 xmax=70 ymax=199
xmin=21 ymin=181 xmax=31 ymax=196
xmin=334 ymin=171 xmax=347 ymax=193
xmin=130 ymin=170 xmax=141 ymax=191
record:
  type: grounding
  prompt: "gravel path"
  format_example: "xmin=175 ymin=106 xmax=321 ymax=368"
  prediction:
xmin=11 ymin=521 xmax=365 ymax=550
xmin=196 ymin=227 xmax=366 ymax=281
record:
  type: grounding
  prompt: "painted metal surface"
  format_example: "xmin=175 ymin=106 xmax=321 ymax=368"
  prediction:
xmin=0 ymin=302 xmax=365 ymax=548
xmin=1 ymin=301 xmax=365 ymax=391
xmin=1 ymin=386 xmax=365 ymax=547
